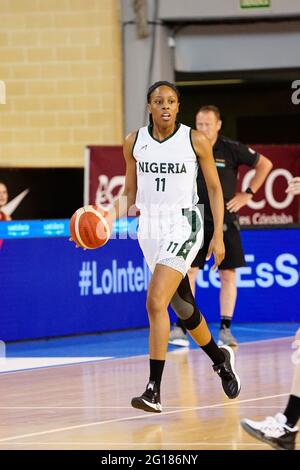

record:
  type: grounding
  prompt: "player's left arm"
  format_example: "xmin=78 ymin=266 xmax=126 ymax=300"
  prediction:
xmin=227 ymin=154 xmax=273 ymax=213
xmin=192 ymin=129 xmax=225 ymax=270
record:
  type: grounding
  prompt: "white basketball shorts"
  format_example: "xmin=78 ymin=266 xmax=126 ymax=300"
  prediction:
xmin=137 ymin=207 xmax=204 ymax=277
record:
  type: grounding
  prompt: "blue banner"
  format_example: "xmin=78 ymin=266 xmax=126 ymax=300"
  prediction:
xmin=0 ymin=226 xmax=299 ymax=341
xmin=0 ymin=218 xmax=136 ymax=239
xmin=192 ymin=228 xmax=300 ymax=324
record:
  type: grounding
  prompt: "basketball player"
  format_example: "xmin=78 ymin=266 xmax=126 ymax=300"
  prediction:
xmin=241 ymin=328 xmax=300 ymax=450
xmin=241 ymin=179 xmax=300 ymax=450
xmin=169 ymin=105 xmax=273 ymax=348
xmin=109 ymin=81 xmax=241 ymax=412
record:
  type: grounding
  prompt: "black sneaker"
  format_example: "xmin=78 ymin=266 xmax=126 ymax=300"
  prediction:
xmin=241 ymin=413 xmax=298 ymax=450
xmin=213 ymin=345 xmax=241 ymax=399
xmin=131 ymin=381 xmax=162 ymax=413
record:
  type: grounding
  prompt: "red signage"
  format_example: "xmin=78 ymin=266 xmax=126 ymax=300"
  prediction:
xmin=85 ymin=146 xmax=125 ymax=209
xmin=237 ymin=145 xmax=300 ymax=225
xmin=85 ymin=144 xmax=300 ymax=225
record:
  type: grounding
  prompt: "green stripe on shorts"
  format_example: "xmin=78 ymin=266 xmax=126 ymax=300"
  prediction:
xmin=177 ymin=209 xmax=201 ymax=260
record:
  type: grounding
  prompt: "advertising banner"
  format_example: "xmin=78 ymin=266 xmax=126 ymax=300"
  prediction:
xmin=85 ymin=146 xmax=125 ymax=209
xmin=0 ymin=226 xmax=299 ymax=341
xmin=86 ymin=144 xmax=300 ymax=224
xmin=237 ymin=145 xmax=300 ymax=225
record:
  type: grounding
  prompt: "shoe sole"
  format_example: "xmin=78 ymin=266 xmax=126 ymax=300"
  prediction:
xmin=217 ymin=339 xmax=238 ymax=347
xmin=168 ymin=339 xmax=190 ymax=347
xmin=131 ymin=397 xmax=162 ymax=413
xmin=240 ymin=421 xmax=292 ymax=450
xmin=221 ymin=345 xmax=241 ymax=399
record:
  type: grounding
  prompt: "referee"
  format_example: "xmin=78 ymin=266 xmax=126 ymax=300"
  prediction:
xmin=169 ymin=105 xmax=273 ymax=347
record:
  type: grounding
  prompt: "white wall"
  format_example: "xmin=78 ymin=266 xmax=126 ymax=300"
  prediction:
xmin=175 ymin=21 xmax=300 ymax=72
xmin=121 ymin=0 xmax=174 ymax=134
xmin=159 ymin=0 xmax=300 ymax=21
xmin=121 ymin=1 xmax=300 ymax=134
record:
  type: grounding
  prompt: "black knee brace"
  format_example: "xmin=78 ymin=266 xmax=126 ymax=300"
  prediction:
xmin=170 ymin=275 xmax=202 ymax=330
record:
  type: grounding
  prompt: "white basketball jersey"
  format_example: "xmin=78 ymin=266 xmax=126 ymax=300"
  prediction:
xmin=133 ymin=123 xmax=199 ymax=214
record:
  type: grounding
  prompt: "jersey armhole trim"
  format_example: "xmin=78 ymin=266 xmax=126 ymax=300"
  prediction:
xmin=132 ymin=130 xmax=139 ymax=161
xmin=189 ymin=129 xmax=198 ymax=160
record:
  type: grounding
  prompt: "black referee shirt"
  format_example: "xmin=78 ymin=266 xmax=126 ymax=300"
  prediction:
xmin=197 ymin=135 xmax=260 ymax=225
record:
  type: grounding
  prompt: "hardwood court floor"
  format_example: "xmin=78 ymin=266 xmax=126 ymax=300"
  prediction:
xmin=0 ymin=336 xmax=298 ymax=450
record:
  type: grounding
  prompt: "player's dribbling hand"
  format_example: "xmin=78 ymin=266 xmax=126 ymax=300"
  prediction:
xmin=206 ymin=235 xmax=225 ymax=271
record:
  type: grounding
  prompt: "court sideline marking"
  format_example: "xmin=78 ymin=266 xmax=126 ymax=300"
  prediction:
xmin=0 ymin=392 xmax=289 ymax=443
xmin=0 ymin=334 xmax=294 ymax=375
xmin=0 ymin=442 xmax=269 ymax=447
xmin=0 ymin=405 xmax=284 ymax=410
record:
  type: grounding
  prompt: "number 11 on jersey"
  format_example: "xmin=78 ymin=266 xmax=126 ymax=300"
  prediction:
xmin=155 ymin=177 xmax=166 ymax=192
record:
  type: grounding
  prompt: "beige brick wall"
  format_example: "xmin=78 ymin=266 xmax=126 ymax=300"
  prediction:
xmin=0 ymin=0 xmax=123 ymax=167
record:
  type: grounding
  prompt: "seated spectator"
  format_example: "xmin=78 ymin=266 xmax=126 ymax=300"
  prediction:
xmin=0 ymin=182 xmax=11 ymax=221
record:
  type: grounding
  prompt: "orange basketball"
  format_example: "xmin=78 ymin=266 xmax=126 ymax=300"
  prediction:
xmin=70 ymin=205 xmax=112 ymax=249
